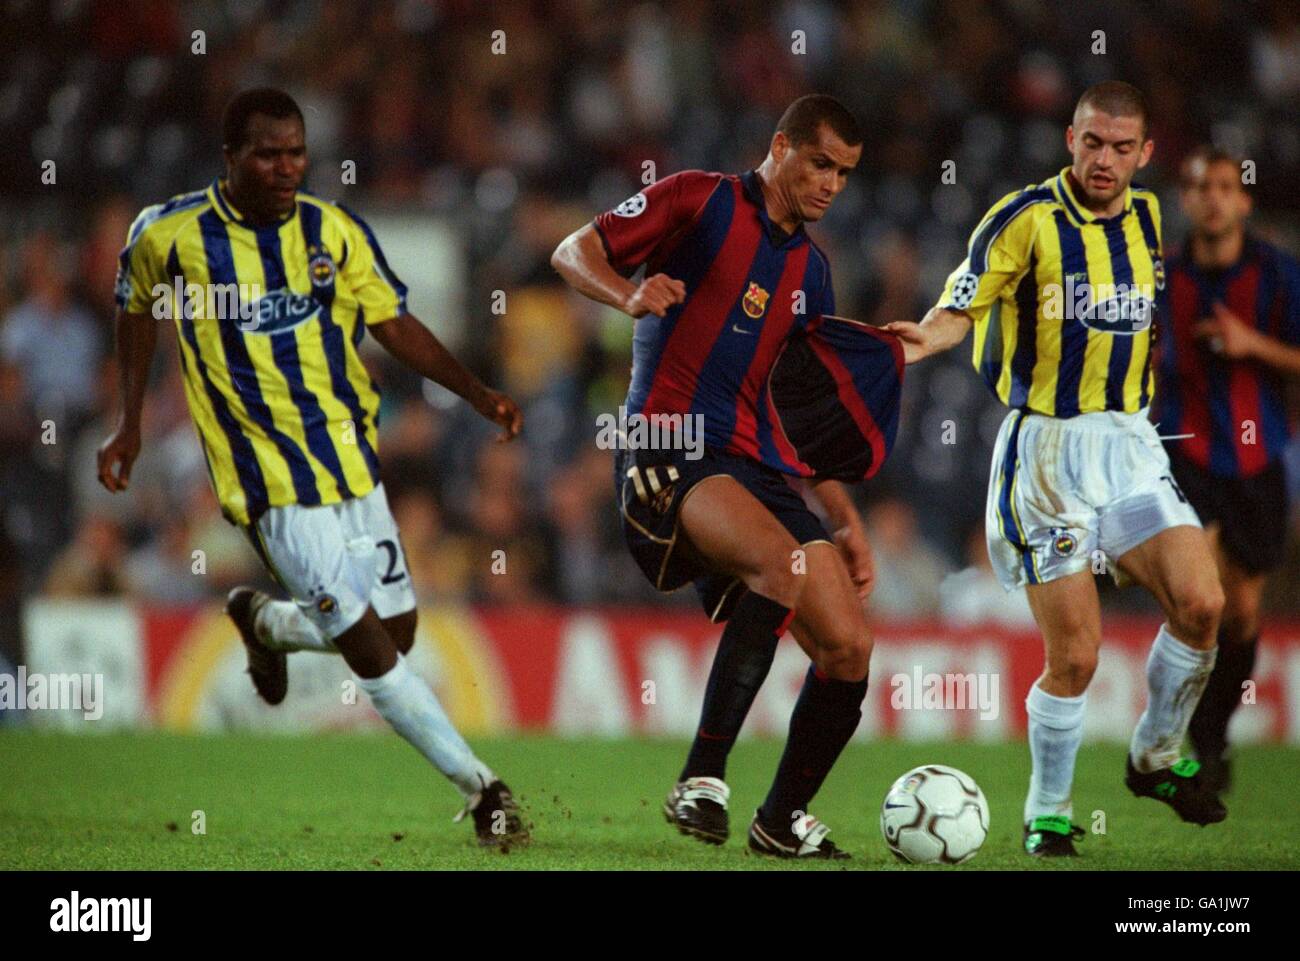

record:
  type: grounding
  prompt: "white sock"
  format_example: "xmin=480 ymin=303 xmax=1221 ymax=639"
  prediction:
xmin=1130 ymin=624 xmax=1217 ymax=773
xmin=254 ymin=599 xmax=339 ymax=653
xmin=357 ymin=655 xmax=495 ymax=799
xmin=1024 ymin=683 xmax=1087 ymax=822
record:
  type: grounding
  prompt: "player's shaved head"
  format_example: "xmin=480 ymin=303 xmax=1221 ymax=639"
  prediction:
xmin=222 ymin=88 xmax=305 ymax=151
xmin=1074 ymin=81 xmax=1150 ymax=139
xmin=1065 ymin=81 xmax=1153 ymax=215
xmin=777 ymin=94 xmax=863 ymax=149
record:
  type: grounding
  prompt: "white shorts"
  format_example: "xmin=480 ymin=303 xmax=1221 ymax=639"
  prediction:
xmin=248 ymin=483 xmax=416 ymax=639
xmin=985 ymin=408 xmax=1201 ymax=591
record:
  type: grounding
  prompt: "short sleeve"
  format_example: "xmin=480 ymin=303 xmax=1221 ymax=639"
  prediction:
xmin=935 ymin=190 xmax=1040 ymax=321
xmin=336 ymin=204 xmax=409 ymax=325
xmin=593 ymin=170 xmax=721 ymax=272
xmin=115 ymin=211 xmax=168 ymax=314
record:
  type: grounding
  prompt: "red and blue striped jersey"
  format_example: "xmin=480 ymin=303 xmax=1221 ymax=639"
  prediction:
xmin=594 ymin=169 xmax=839 ymax=473
xmin=1156 ymin=236 xmax=1300 ymax=477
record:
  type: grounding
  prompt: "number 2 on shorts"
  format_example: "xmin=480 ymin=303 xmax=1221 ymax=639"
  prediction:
xmin=377 ymin=539 xmax=407 ymax=584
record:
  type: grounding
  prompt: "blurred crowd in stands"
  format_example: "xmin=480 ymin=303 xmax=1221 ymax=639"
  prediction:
xmin=3 ymin=0 xmax=1300 ymax=661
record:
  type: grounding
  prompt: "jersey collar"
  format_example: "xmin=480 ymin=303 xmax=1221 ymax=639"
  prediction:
xmin=1173 ymin=233 xmax=1260 ymax=284
xmin=207 ymin=178 xmax=297 ymax=228
xmin=741 ymin=170 xmax=808 ymax=249
xmin=1052 ymin=167 xmax=1133 ymax=228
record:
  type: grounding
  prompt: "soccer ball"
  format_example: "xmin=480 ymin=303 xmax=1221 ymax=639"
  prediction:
xmin=880 ymin=764 xmax=990 ymax=864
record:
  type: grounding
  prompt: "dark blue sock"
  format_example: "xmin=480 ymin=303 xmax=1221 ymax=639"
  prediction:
xmin=680 ymin=591 xmax=793 ymax=781
xmin=1189 ymin=631 xmax=1257 ymax=757
xmin=759 ymin=665 xmax=869 ymax=830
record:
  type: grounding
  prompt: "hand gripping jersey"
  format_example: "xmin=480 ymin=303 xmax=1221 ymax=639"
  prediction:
xmin=767 ymin=315 xmax=902 ymax=480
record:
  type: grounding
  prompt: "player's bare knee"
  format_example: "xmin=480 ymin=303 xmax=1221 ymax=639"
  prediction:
xmin=1170 ymin=583 xmax=1223 ymax=644
xmin=1046 ymin=650 xmax=1098 ymax=693
xmin=817 ymin=629 xmax=872 ymax=681
xmin=383 ymin=609 xmax=418 ymax=655
xmin=820 ymin=643 xmax=871 ymax=682
xmin=333 ymin=609 xmax=398 ymax=679
xmin=1218 ymin=587 xmax=1259 ymax=643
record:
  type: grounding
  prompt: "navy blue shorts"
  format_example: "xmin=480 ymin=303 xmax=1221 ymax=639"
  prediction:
xmin=614 ymin=444 xmax=830 ymax=621
xmin=1168 ymin=448 xmax=1289 ymax=575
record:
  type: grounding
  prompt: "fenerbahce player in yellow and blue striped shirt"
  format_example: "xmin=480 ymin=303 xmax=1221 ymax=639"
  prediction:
xmin=887 ymin=82 xmax=1227 ymax=857
xmin=97 ymin=88 xmax=528 ymax=847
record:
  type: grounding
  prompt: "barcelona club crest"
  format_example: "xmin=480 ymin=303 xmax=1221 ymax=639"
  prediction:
xmin=1050 ymin=528 xmax=1078 ymax=557
xmin=742 ymin=281 xmax=770 ymax=319
xmin=307 ymin=245 xmax=337 ymax=288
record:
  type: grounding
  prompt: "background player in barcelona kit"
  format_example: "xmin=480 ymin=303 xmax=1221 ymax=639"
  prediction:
xmin=97 ymin=88 xmax=528 ymax=848
xmin=552 ymin=95 xmax=898 ymax=859
xmin=888 ymin=82 xmax=1228 ymax=856
xmin=1159 ymin=146 xmax=1300 ymax=797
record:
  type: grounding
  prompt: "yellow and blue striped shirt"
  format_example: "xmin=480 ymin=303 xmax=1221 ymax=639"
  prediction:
xmin=116 ymin=179 xmax=407 ymax=526
xmin=937 ymin=167 xmax=1163 ymax=417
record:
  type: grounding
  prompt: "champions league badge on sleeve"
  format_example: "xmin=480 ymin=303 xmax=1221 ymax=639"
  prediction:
xmin=613 ymin=192 xmax=647 ymax=218
xmin=951 ymin=272 xmax=979 ymax=310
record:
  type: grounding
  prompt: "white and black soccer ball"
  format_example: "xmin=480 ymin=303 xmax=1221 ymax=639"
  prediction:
xmin=880 ymin=764 xmax=990 ymax=865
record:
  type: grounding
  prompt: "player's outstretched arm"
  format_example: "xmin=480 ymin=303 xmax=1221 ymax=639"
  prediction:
xmin=884 ymin=307 xmax=973 ymax=365
xmin=368 ymin=313 xmax=522 ymax=442
xmin=97 ymin=308 xmax=157 ymax=492
xmin=550 ymin=223 xmax=685 ymax=319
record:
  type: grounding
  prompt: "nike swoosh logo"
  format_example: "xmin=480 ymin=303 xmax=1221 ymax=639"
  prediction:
xmin=732 ymin=324 xmax=755 ymax=335
xmin=884 ymin=802 xmax=908 ymax=809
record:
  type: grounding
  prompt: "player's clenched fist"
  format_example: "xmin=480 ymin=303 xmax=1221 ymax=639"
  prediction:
xmin=623 ymin=273 xmax=686 ymax=318
xmin=96 ymin=426 xmax=141 ymax=492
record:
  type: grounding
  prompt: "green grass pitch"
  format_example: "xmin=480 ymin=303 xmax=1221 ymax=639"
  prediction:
xmin=2 ymin=731 xmax=1296 ymax=870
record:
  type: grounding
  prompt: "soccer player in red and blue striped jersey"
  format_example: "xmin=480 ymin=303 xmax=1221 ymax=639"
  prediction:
xmin=1156 ymin=146 xmax=1300 ymax=794
xmin=554 ymin=95 xmax=891 ymax=858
